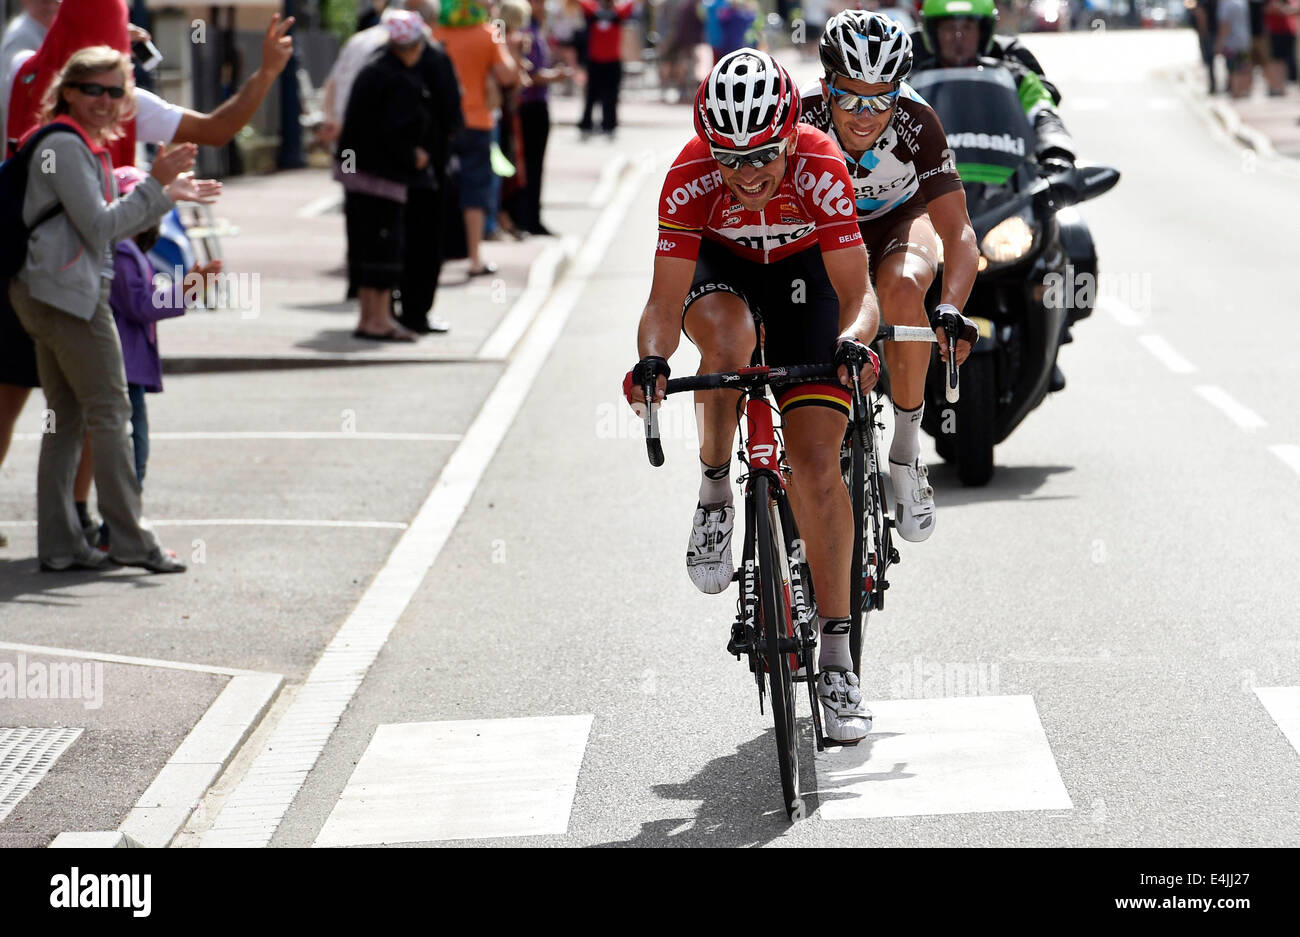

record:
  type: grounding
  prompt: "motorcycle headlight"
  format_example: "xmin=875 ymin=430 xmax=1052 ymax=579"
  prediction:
xmin=980 ymin=215 xmax=1036 ymax=264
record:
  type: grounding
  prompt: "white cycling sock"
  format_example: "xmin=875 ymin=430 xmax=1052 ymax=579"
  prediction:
xmin=890 ymin=401 xmax=924 ymax=465
xmin=699 ymin=458 xmax=732 ymax=508
xmin=818 ymin=615 xmax=853 ymax=671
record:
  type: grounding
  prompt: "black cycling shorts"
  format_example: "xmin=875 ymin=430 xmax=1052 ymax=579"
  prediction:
xmin=681 ymin=238 xmax=850 ymax=416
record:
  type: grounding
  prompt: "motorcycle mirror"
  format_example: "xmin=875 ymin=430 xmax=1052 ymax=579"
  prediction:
xmin=1075 ymin=165 xmax=1120 ymax=202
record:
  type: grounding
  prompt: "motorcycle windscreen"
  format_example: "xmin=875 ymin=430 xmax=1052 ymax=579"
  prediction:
xmin=908 ymin=67 xmax=1037 ymax=187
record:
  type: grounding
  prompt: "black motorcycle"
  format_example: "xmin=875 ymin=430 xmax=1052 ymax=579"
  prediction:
xmin=907 ymin=67 xmax=1119 ymax=486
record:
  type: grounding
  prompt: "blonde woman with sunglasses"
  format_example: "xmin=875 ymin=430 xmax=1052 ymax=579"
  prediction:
xmin=7 ymin=45 xmax=218 ymax=573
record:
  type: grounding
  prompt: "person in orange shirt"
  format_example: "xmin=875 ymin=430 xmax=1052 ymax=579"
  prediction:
xmin=435 ymin=0 xmax=519 ymax=275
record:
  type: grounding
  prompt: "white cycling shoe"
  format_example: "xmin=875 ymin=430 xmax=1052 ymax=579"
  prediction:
xmin=890 ymin=456 xmax=936 ymax=543
xmin=817 ymin=669 xmax=872 ymax=743
xmin=687 ymin=502 xmax=735 ymax=594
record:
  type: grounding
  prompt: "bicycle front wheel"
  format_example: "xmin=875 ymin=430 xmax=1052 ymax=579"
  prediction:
xmin=755 ymin=474 xmax=804 ymax=821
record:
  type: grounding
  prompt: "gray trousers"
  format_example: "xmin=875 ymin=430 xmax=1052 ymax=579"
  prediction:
xmin=10 ymin=278 xmax=159 ymax=565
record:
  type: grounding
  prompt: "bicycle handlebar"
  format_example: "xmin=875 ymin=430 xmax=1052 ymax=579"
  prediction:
xmin=641 ymin=323 xmax=962 ymax=465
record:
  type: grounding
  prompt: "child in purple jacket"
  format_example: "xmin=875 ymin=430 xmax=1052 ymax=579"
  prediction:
xmin=110 ymin=167 xmax=222 ymax=488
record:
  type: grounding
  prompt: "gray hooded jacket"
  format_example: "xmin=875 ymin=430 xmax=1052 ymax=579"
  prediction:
xmin=19 ymin=125 xmax=172 ymax=320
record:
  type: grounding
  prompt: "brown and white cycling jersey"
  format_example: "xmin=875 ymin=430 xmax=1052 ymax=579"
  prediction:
xmin=800 ymin=80 xmax=963 ymax=222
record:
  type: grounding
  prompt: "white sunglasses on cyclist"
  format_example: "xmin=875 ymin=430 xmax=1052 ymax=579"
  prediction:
xmin=710 ymin=137 xmax=787 ymax=170
xmin=827 ymin=82 xmax=901 ymax=116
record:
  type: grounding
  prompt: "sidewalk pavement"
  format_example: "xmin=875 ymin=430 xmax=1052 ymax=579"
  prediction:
xmin=1182 ymin=64 xmax=1300 ymax=159
xmin=161 ymin=94 xmax=683 ymax=371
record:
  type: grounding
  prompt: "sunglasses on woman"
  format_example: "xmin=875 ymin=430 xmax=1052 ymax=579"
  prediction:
xmin=710 ymin=137 xmax=786 ymax=170
xmin=827 ymin=83 xmax=900 ymax=116
xmin=73 ymin=82 xmax=126 ymax=100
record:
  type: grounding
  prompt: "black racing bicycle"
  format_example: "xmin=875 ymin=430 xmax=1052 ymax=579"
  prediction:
xmin=639 ymin=321 xmax=962 ymax=821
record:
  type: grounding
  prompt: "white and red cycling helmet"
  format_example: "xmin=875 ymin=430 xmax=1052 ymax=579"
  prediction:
xmin=694 ymin=48 xmax=801 ymax=151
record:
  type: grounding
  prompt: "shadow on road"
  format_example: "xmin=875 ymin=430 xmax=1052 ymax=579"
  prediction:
xmin=0 ymin=558 xmax=165 ymax=609
xmin=926 ymin=463 xmax=1077 ymax=506
xmin=591 ymin=715 xmax=899 ymax=847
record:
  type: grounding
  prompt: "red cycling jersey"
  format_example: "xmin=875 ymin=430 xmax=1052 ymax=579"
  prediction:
xmin=656 ymin=125 xmax=864 ymax=265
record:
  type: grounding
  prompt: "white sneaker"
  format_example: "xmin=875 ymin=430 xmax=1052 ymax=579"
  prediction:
xmin=817 ymin=669 xmax=872 ymax=743
xmin=889 ymin=456 xmax=935 ymax=542
xmin=686 ymin=502 xmax=735 ymax=594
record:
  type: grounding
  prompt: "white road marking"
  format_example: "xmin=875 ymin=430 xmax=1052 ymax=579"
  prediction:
xmin=587 ymin=152 xmax=630 ymax=207
xmin=0 ymin=519 xmax=408 ymax=530
xmin=201 ymin=155 xmax=653 ymax=849
xmin=1254 ymin=687 xmax=1300 ymax=757
xmin=0 ymin=641 xmax=263 ymax=677
xmin=14 ymin=432 xmax=461 ymax=442
xmin=1098 ymin=296 xmax=1142 ymax=327
xmin=1145 ymin=97 xmax=1178 ymax=110
xmin=815 ymin=696 xmax=1072 ymax=820
xmin=1194 ymin=385 xmax=1266 ymax=432
xmin=0 ymin=643 xmax=284 ymax=847
xmin=478 ymin=238 xmax=576 ymax=360
xmin=0 ymin=728 xmax=83 ymax=823
xmin=1269 ymin=444 xmax=1300 ymax=476
xmin=1138 ymin=334 xmax=1196 ymax=374
xmin=296 ymin=192 xmax=342 ymax=219
xmin=314 ymin=715 xmax=594 ymax=846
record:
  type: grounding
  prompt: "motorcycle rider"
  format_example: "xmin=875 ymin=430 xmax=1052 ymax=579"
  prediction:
xmin=911 ymin=0 xmax=1084 ymax=391
xmin=911 ymin=0 xmax=1076 ymax=174
xmin=803 ymin=10 xmax=979 ymax=543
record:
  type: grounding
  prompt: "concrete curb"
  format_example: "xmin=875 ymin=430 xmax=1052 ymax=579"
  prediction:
xmin=1174 ymin=67 xmax=1282 ymax=159
xmin=48 ymin=831 xmax=145 ymax=848
xmin=19 ymin=640 xmax=285 ymax=848
xmin=159 ymin=156 xmax=638 ymax=376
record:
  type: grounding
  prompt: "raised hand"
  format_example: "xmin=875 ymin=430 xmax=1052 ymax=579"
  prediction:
xmin=165 ymin=173 xmax=223 ymax=204
xmin=260 ymin=13 xmax=296 ymax=78
xmin=149 ymin=143 xmax=197 ymax=186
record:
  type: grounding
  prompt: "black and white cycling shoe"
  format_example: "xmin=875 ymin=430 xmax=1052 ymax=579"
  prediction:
xmin=890 ymin=456 xmax=935 ymax=543
xmin=817 ymin=668 xmax=872 ymax=743
xmin=686 ymin=502 xmax=735 ymax=594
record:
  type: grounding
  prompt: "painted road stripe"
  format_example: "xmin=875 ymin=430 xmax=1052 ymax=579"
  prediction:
xmin=14 ymin=432 xmax=461 ymax=442
xmin=1138 ymin=335 xmax=1196 ymax=374
xmin=0 ymin=728 xmax=83 ymax=824
xmin=297 ymin=192 xmax=342 ymax=219
xmin=587 ymin=152 xmax=630 ymax=208
xmin=1195 ymin=385 xmax=1266 ymax=432
xmin=314 ymin=715 xmax=593 ymax=846
xmin=201 ymin=155 xmax=653 ymax=849
xmin=0 ymin=519 xmax=407 ymax=530
xmin=815 ymin=696 xmax=1072 ymax=820
xmin=0 ymin=641 xmax=264 ymax=676
xmin=1270 ymin=444 xmax=1300 ymax=476
xmin=478 ymin=238 xmax=576 ymax=360
xmin=1254 ymin=687 xmax=1300 ymax=757
xmin=1098 ymin=296 xmax=1142 ymax=328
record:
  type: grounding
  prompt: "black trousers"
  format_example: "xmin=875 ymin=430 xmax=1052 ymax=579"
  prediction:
xmin=517 ymin=100 xmax=551 ymax=231
xmin=396 ymin=185 xmax=445 ymax=326
xmin=580 ymin=60 xmax=622 ymax=132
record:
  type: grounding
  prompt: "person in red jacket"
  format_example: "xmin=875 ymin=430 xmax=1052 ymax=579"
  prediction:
xmin=577 ymin=0 xmax=637 ymax=136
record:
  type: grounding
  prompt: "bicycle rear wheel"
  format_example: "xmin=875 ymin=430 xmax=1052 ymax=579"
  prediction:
xmin=755 ymin=474 xmax=803 ymax=821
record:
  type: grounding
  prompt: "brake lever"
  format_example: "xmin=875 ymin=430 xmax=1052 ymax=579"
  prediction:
xmin=940 ymin=319 xmax=962 ymax=405
xmin=643 ymin=381 xmax=664 ymax=467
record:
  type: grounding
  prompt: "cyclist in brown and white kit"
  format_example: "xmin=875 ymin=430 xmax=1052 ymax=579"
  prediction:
xmin=802 ymin=9 xmax=978 ymax=543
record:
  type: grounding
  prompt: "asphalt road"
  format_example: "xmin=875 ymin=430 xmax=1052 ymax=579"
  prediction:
xmin=3 ymin=28 xmax=1298 ymax=849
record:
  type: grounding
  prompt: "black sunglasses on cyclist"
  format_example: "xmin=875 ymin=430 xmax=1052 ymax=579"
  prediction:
xmin=72 ymin=82 xmax=127 ymax=100
xmin=710 ymin=139 xmax=786 ymax=170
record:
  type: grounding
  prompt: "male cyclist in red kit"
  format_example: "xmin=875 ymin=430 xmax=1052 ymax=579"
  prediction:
xmin=625 ymin=49 xmax=971 ymax=741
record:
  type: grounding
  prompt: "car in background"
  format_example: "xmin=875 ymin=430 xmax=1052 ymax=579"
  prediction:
xmin=1027 ymin=0 xmax=1072 ymax=31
